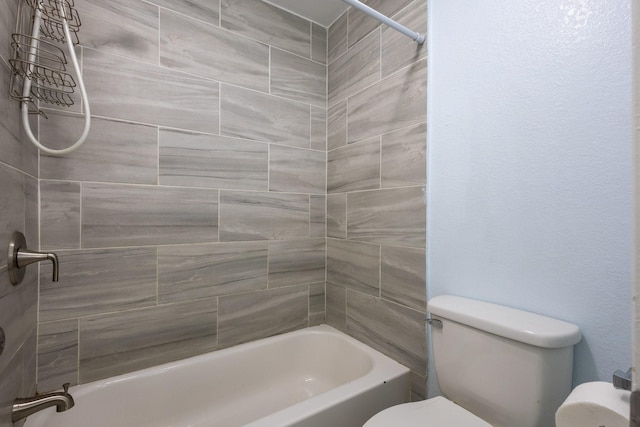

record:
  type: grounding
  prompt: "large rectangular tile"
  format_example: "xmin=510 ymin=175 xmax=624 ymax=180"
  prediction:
xmin=39 ymin=248 xmax=157 ymax=322
xmin=76 ymin=0 xmax=159 ymax=63
xmin=328 ymin=12 xmax=348 ymax=64
xmin=309 ymin=282 xmax=326 ymax=326
xmin=84 ymin=49 xmax=220 ymax=134
xmin=37 ymin=320 xmax=78 ymax=390
xmin=327 ymin=193 xmax=347 ymax=239
xmin=381 ymin=245 xmax=426 ymax=312
xmin=218 ymin=285 xmax=308 ymax=348
xmin=220 ymin=84 xmax=310 ymax=147
xmin=328 ymin=100 xmax=347 ymax=151
xmin=310 ymin=195 xmax=326 ymax=238
xmin=159 ymin=129 xmax=268 ymax=190
xmin=327 ymin=239 xmax=379 ymax=295
xmin=221 ymin=0 xmax=311 ymax=58
xmin=161 ymin=10 xmax=269 ymax=92
xmin=381 ymin=122 xmax=426 ymax=188
xmin=146 ymin=0 xmax=219 ymax=26
xmin=80 ymin=299 xmax=218 ymax=383
xmin=268 ymin=240 xmax=325 ymax=288
xmin=381 ymin=0 xmax=427 ymax=78
xmin=348 ymin=58 xmax=427 ymax=143
xmin=347 ymin=290 xmax=426 ymax=375
xmin=82 ymin=184 xmax=218 ymax=247
xmin=0 ymin=164 xmax=27 ymax=270
xmin=0 ymin=0 xmax=18 ymax=62
xmin=271 ymin=48 xmax=326 ymax=107
xmin=347 ymin=186 xmax=425 ymax=248
xmin=329 ymin=30 xmax=380 ymax=105
xmin=312 ymin=23 xmax=327 ymax=64
xmin=347 ymin=0 xmax=413 ymax=48
xmin=158 ymin=242 xmax=268 ymax=304
xmin=40 ymin=181 xmax=81 ymax=250
xmin=219 ymin=191 xmax=309 ymax=241
xmin=269 ymin=145 xmax=326 ymax=194
xmin=310 ymin=106 xmax=327 ymax=151
xmin=40 ymin=115 xmax=158 ymax=185
xmin=325 ymin=283 xmax=346 ymax=331
xmin=328 ymin=137 xmax=380 ymax=193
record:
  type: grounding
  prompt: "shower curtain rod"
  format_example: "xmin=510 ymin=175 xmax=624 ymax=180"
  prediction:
xmin=340 ymin=0 xmax=425 ymax=44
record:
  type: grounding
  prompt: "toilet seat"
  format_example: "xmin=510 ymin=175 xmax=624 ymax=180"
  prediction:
xmin=363 ymin=396 xmax=492 ymax=427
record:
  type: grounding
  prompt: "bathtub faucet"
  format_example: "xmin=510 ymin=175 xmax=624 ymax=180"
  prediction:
xmin=12 ymin=383 xmax=75 ymax=422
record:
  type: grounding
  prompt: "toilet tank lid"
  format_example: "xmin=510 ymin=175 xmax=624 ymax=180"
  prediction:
xmin=428 ymin=295 xmax=582 ymax=348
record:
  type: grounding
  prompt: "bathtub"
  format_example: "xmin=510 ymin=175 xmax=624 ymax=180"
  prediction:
xmin=25 ymin=325 xmax=410 ymax=427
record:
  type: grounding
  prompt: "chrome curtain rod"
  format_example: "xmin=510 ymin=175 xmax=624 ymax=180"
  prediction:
xmin=340 ymin=0 xmax=425 ymax=44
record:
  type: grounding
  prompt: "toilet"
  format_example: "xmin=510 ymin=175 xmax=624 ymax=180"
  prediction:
xmin=364 ymin=295 xmax=582 ymax=427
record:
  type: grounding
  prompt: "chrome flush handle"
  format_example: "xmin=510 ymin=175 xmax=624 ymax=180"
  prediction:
xmin=8 ymin=231 xmax=59 ymax=285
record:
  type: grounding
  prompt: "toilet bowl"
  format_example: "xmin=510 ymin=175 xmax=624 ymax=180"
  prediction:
xmin=363 ymin=396 xmax=490 ymax=427
xmin=363 ymin=295 xmax=582 ymax=427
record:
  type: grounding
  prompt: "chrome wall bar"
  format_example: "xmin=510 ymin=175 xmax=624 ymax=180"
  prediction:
xmin=340 ymin=0 xmax=425 ymax=44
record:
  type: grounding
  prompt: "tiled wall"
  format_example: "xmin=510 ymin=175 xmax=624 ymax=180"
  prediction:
xmin=0 ymin=0 xmax=38 ymax=425
xmin=325 ymin=0 xmax=428 ymax=400
xmin=36 ymin=0 xmax=328 ymax=388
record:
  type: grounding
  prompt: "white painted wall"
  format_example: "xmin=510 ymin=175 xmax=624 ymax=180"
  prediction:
xmin=427 ymin=0 xmax=632 ymax=388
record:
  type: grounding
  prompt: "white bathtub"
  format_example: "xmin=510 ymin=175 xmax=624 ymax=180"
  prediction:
xmin=25 ymin=325 xmax=410 ymax=427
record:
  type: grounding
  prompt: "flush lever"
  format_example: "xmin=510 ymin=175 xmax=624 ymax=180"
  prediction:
xmin=8 ymin=231 xmax=59 ymax=285
xmin=613 ymin=367 xmax=632 ymax=391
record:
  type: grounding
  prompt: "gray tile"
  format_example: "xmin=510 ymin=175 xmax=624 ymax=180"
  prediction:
xmin=347 ymin=58 xmax=427 ymax=143
xmin=218 ymin=285 xmax=308 ymax=348
xmin=76 ymin=0 xmax=159 ymax=63
xmin=161 ymin=9 xmax=269 ymax=92
xmin=411 ymin=372 xmax=426 ymax=401
xmin=312 ymin=23 xmax=327 ymax=64
xmin=24 ymin=176 xmax=38 ymax=251
xmin=328 ymin=100 xmax=347 ymax=151
xmin=80 ymin=298 xmax=218 ymax=383
xmin=39 ymin=248 xmax=157 ymax=322
xmin=159 ymin=129 xmax=268 ymax=191
xmin=381 ymin=245 xmax=426 ymax=311
xmin=37 ymin=320 xmax=78 ymax=391
xmin=328 ymin=137 xmax=380 ymax=193
xmin=0 ymin=163 xmax=26 ymax=269
xmin=269 ymin=145 xmax=326 ymax=194
xmin=0 ymin=0 xmax=18 ymax=62
xmin=348 ymin=0 xmax=413 ymax=48
xmin=347 ymin=186 xmax=426 ymax=248
xmin=347 ymin=290 xmax=426 ymax=375
xmin=220 ymin=84 xmax=310 ymax=148
xmin=268 ymin=240 xmax=325 ymax=288
xmin=0 ymin=347 xmax=24 ymax=427
xmin=40 ymin=115 xmax=158 ymax=185
xmin=82 ymin=184 xmax=218 ymax=247
xmin=328 ymin=12 xmax=347 ymax=64
xmin=325 ymin=282 xmax=346 ymax=331
xmin=329 ymin=30 xmax=380 ymax=105
xmin=40 ymin=181 xmax=81 ymax=250
xmin=327 ymin=239 xmax=379 ymax=295
xmin=146 ymin=0 xmax=219 ymax=26
xmin=271 ymin=48 xmax=326 ymax=107
xmin=22 ymin=326 xmax=37 ymax=395
xmin=84 ymin=48 xmax=220 ymax=134
xmin=310 ymin=106 xmax=327 ymax=151
xmin=327 ymin=193 xmax=346 ymax=239
xmin=381 ymin=122 xmax=426 ymax=188
xmin=158 ymin=242 xmax=268 ymax=304
xmin=221 ymin=0 xmax=311 ymax=58
xmin=381 ymin=0 xmax=427 ymax=78
xmin=219 ymin=191 xmax=309 ymax=241
xmin=309 ymin=282 xmax=325 ymax=326
xmin=310 ymin=195 xmax=326 ymax=238
xmin=0 ymin=288 xmax=27 ymax=374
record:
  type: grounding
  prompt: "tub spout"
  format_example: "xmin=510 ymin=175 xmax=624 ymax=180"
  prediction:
xmin=12 ymin=383 xmax=75 ymax=422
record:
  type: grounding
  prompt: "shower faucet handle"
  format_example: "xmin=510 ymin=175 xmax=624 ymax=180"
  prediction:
xmin=7 ymin=231 xmax=59 ymax=286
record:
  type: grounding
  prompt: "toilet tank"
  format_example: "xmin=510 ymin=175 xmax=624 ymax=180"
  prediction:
xmin=428 ymin=295 xmax=581 ymax=427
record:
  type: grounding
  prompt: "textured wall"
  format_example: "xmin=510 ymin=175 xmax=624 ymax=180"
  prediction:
xmin=36 ymin=0 xmax=328 ymax=388
xmin=428 ymin=0 xmax=632 ymax=388
xmin=0 ymin=0 xmax=39 ymax=425
xmin=325 ymin=0 xmax=428 ymax=400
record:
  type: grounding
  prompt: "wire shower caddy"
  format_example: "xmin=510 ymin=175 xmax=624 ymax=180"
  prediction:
xmin=8 ymin=0 xmax=91 ymax=155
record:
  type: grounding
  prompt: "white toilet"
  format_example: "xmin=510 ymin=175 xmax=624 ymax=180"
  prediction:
xmin=364 ymin=295 xmax=582 ymax=427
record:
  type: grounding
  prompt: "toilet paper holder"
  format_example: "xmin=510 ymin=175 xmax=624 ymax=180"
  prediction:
xmin=613 ymin=368 xmax=632 ymax=391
